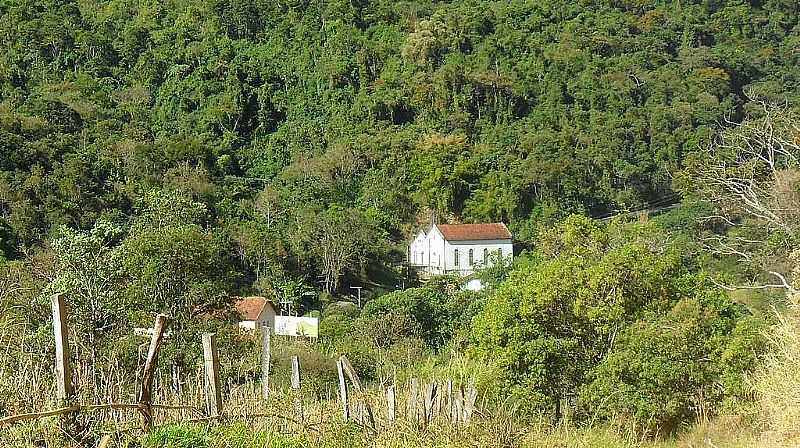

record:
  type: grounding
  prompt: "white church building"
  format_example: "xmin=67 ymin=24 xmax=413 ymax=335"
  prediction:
xmin=408 ymin=222 xmax=513 ymax=278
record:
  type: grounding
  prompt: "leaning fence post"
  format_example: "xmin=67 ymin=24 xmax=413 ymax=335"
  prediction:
xmin=97 ymin=435 xmax=113 ymax=448
xmin=51 ymin=293 xmax=73 ymax=405
xmin=261 ymin=326 xmax=271 ymax=400
xmin=138 ymin=314 xmax=168 ymax=430
xmin=387 ymin=384 xmax=396 ymax=424
xmin=291 ymin=355 xmax=303 ymax=420
xmin=339 ymin=355 xmax=375 ymax=428
xmin=202 ymin=333 xmax=223 ymax=418
xmin=336 ymin=358 xmax=349 ymax=420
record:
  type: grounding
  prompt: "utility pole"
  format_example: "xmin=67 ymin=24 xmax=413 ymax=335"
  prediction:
xmin=350 ymin=286 xmax=363 ymax=308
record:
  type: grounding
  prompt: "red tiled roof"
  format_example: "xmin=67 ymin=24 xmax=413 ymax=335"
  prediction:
xmin=234 ymin=296 xmax=273 ymax=320
xmin=436 ymin=223 xmax=511 ymax=241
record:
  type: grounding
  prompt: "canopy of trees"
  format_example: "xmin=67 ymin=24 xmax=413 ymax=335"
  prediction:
xmin=0 ymin=0 xmax=799 ymax=294
xmin=470 ymin=216 xmax=765 ymax=432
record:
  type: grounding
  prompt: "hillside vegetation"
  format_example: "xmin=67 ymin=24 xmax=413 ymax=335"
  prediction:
xmin=2 ymin=0 xmax=800 ymax=447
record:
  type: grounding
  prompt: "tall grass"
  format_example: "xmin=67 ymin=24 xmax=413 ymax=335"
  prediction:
xmin=0 ymin=318 xmax=794 ymax=447
xmin=751 ymin=292 xmax=800 ymax=447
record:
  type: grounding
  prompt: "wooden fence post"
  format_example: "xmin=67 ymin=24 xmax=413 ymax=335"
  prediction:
xmin=463 ymin=383 xmax=478 ymax=423
xmin=434 ymin=381 xmax=443 ymax=420
xmin=338 ymin=355 xmax=375 ymax=428
xmin=291 ymin=355 xmax=303 ymax=420
xmin=97 ymin=435 xmax=112 ymax=448
xmin=137 ymin=314 xmax=168 ymax=431
xmin=202 ymin=333 xmax=222 ymax=418
xmin=446 ymin=380 xmax=454 ymax=423
xmin=51 ymin=293 xmax=73 ymax=405
xmin=261 ymin=326 xmax=271 ymax=400
xmin=336 ymin=358 xmax=349 ymax=420
xmin=423 ymin=382 xmax=437 ymax=425
xmin=453 ymin=385 xmax=464 ymax=424
xmin=386 ymin=384 xmax=396 ymax=424
xmin=407 ymin=378 xmax=418 ymax=425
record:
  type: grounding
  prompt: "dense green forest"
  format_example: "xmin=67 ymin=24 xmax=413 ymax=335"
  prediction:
xmin=2 ymin=0 xmax=800 ymax=446
xmin=2 ymin=0 xmax=800 ymax=281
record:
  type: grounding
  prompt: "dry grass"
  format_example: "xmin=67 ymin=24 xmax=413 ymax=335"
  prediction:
xmin=750 ymin=298 xmax=800 ymax=447
xmin=1 ymin=313 xmax=799 ymax=447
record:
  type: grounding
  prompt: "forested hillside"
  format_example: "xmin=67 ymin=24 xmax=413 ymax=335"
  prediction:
xmin=4 ymin=1 xmax=800 ymax=446
xmin=1 ymin=0 xmax=799 ymax=291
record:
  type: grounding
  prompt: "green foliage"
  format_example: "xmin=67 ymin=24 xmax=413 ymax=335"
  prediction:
xmin=579 ymin=293 xmax=763 ymax=434
xmin=45 ymin=220 xmax=125 ymax=341
xmin=1 ymin=0 xmax=797 ymax=271
xmin=141 ymin=424 xmax=308 ymax=448
xmin=118 ymin=191 xmax=237 ymax=325
xmin=470 ymin=216 xmax=765 ymax=431
xmin=320 ymin=312 xmax=356 ymax=341
xmin=143 ymin=425 xmax=209 ymax=448
xmin=358 ymin=279 xmax=478 ymax=348
xmin=320 ymin=279 xmax=482 ymax=381
xmin=0 ymin=0 xmax=794 ymax=439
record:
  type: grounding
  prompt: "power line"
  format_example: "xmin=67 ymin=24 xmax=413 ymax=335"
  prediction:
xmin=594 ymin=193 xmax=681 ymax=221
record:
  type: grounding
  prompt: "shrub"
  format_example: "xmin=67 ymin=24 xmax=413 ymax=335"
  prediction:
xmin=470 ymin=216 xmax=764 ymax=430
xmin=271 ymin=339 xmax=338 ymax=398
xmin=331 ymin=335 xmax=378 ymax=380
xmin=359 ymin=287 xmax=443 ymax=345
xmin=320 ymin=312 xmax=356 ymax=341
xmin=579 ymin=293 xmax=762 ymax=434
xmin=357 ymin=281 xmax=479 ymax=349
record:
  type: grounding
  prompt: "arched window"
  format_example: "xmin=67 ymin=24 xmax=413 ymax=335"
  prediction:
xmin=483 ymin=248 xmax=489 ymax=264
xmin=454 ymin=249 xmax=459 ymax=266
xmin=469 ymin=249 xmax=474 ymax=266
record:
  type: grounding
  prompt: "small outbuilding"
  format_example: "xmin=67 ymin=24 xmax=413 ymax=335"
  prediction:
xmin=234 ymin=296 xmax=277 ymax=331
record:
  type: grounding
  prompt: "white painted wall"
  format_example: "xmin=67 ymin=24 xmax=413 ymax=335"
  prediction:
xmin=426 ymin=225 xmax=447 ymax=273
xmin=444 ymin=239 xmax=512 ymax=275
xmin=238 ymin=304 xmax=276 ymax=331
xmin=275 ymin=316 xmax=319 ymax=338
xmin=409 ymin=231 xmax=427 ymax=266
xmin=409 ymin=226 xmax=512 ymax=276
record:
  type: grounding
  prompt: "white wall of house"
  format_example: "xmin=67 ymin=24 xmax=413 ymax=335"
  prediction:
xmin=409 ymin=231 xmax=427 ymax=266
xmin=238 ymin=305 xmax=276 ymax=331
xmin=409 ymin=225 xmax=512 ymax=276
xmin=443 ymin=239 xmax=512 ymax=275
xmin=427 ymin=225 xmax=446 ymax=273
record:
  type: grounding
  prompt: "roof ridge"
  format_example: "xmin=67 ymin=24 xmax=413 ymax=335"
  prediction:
xmin=434 ymin=222 xmax=512 ymax=241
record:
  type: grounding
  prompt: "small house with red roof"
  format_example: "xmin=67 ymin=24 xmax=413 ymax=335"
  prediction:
xmin=408 ymin=222 xmax=512 ymax=281
xmin=234 ymin=296 xmax=277 ymax=331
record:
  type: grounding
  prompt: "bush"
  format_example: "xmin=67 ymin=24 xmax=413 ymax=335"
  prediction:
xmin=470 ymin=216 xmax=764 ymax=430
xmin=320 ymin=312 xmax=356 ymax=341
xmin=271 ymin=339 xmax=338 ymax=398
xmin=359 ymin=287 xmax=443 ymax=345
xmin=331 ymin=335 xmax=378 ymax=380
xmin=357 ymin=281 xmax=479 ymax=349
xmin=579 ymin=293 xmax=762 ymax=434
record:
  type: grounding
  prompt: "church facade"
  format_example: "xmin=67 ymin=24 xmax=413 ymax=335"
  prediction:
xmin=408 ymin=222 xmax=513 ymax=277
